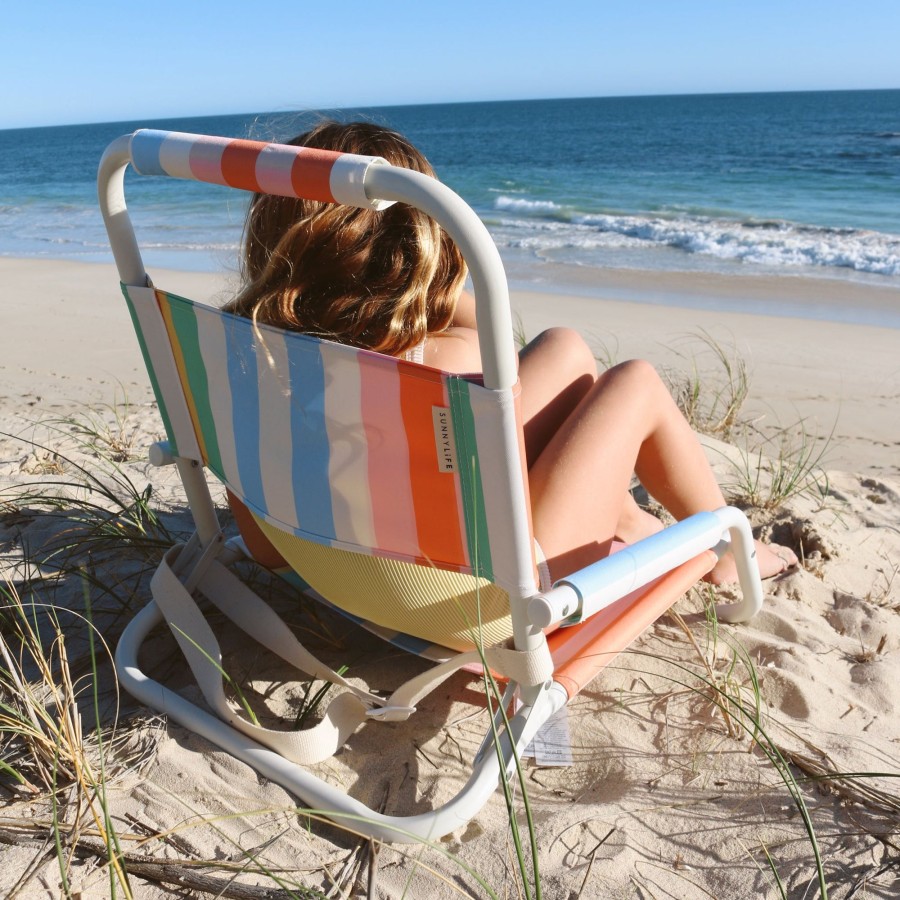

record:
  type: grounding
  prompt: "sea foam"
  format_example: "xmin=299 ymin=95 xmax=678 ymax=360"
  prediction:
xmin=494 ymin=196 xmax=563 ymax=213
xmin=490 ymin=198 xmax=900 ymax=277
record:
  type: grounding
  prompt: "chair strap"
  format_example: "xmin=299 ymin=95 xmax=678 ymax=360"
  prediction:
xmin=150 ymin=542 xmax=553 ymax=766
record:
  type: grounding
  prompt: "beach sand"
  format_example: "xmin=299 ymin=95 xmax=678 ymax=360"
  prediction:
xmin=1 ymin=258 xmax=898 ymax=897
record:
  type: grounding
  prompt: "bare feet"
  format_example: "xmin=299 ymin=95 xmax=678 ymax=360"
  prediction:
xmin=611 ymin=492 xmax=798 ymax=586
xmin=705 ymin=540 xmax=798 ymax=586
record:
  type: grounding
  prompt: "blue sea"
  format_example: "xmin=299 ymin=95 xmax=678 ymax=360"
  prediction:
xmin=1 ymin=90 xmax=899 ymax=319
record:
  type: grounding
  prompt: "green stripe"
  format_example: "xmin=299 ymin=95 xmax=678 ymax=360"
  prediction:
xmin=448 ymin=376 xmax=493 ymax=582
xmin=163 ymin=293 xmax=224 ymax=476
xmin=121 ymin=284 xmax=178 ymax=455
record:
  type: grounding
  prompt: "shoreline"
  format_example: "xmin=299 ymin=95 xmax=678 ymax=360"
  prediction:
xmin=509 ymin=259 xmax=900 ymax=329
xmin=5 ymin=249 xmax=900 ymax=327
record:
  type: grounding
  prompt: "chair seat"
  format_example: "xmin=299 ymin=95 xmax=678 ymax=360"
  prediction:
xmin=548 ymin=550 xmax=716 ymax=698
xmin=233 ymin=484 xmax=716 ymax=691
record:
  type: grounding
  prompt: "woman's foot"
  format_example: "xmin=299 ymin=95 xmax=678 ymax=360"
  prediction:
xmin=705 ymin=540 xmax=798 ymax=586
xmin=614 ymin=495 xmax=665 ymax=544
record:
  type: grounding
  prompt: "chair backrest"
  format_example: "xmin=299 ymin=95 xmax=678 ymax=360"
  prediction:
xmin=123 ymin=282 xmax=533 ymax=590
xmin=99 ymin=129 xmax=542 ymax=643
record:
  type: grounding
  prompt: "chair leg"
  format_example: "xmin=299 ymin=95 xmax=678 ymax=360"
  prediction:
xmin=712 ymin=507 xmax=764 ymax=623
xmin=115 ymin=597 xmax=567 ymax=843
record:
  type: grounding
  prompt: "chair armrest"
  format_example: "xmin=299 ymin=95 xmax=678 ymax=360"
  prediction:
xmin=528 ymin=506 xmax=764 ymax=628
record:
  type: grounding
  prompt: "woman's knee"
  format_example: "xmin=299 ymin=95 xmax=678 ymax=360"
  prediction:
xmin=519 ymin=328 xmax=598 ymax=464
xmin=606 ymin=358 xmax=665 ymax=391
xmin=526 ymin=327 xmax=597 ymax=380
xmin=598 ymin=359 xmax=675 ymax=413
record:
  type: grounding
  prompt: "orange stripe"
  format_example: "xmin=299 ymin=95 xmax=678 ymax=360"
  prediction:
xmin=220 ymin=139 xmax=264 ymax=192
xmin=398 ymin=365 xmax=469 ymax=569
xmin=549 ymin=551 xmax=717 ymax=698
xmin=155 ymin=291 xmax=208 ymax=465
xmin=290 ymin=147 xmax=340 ymax=202
xmin=226 ymin=491 xmax=288 ymax=569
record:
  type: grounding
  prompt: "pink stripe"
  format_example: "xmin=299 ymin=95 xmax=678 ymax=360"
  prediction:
xmin=360 ymin=354 xmax=420 ymax=557
xmin=189 ymin=136 xmax=227 ymax=185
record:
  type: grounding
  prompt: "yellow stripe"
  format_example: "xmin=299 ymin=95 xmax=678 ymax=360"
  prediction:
xmin=255 ymin=516 xmax=513 ymax=653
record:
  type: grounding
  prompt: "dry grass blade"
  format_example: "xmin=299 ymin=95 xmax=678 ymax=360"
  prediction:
xmin=781 ymin=748 xmax=900 ymax=816
xmin=1 ymin=584 xmax=91 ymax=792
xmin=0 ymin=823 xmax=325 ymax=899
xmin=0 ymin=579 xmax=144 ymax=896
xmin=663 ymin=330 xmax=750 ymax=440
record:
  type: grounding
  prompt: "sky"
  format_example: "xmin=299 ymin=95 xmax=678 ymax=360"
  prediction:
xmin=3 ymin=0 xmax=899 ymax=130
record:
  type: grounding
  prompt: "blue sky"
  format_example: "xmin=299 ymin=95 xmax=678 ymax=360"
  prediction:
xmin=4 ymin=1 xmax=899 ymax=129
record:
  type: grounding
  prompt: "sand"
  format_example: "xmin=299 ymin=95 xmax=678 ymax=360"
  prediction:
xmin=1 ymin=258 xmax=898 ymax=898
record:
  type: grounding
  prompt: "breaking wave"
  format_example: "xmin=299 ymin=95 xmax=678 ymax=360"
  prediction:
xmin=490 ymin=196 xmax=900 ymax=276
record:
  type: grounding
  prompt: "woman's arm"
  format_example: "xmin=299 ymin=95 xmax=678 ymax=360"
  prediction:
xmin=420 ymin=289 xmax=481 ymax=373
xmin=434 ymin=288 xmax=522 ymax=374
xmin=451 ymin=290 xmax=478 ymax=330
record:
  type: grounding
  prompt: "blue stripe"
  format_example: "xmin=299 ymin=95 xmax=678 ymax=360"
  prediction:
xmin=223 ymin=316 xmax=265 ymax=512
xmin=130 ymin=130 xmax=170 ymax=177
xmin=285 ymin=334 xmax=336 ymax=540
xmin=272 ymin=567 xmax=314 ymax=593
xmin=384 ymin=631 xmax=436 ymax=655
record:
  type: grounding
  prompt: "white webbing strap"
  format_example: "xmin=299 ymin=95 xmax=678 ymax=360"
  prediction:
xmin=152 ymin=543 xmax=379 ymax=764
xmin=150 ymin=542 xmax=554 ymax=764
xmin=374 ymin=642 xmax=554 ymax=722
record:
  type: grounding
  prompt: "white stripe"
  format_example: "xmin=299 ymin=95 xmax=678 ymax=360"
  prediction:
xmin=255 ymin=144 xmax=296 ymax=197
xmin=329 ymin=155 xmax=395 ymax=211
xmin=255 ymin=327 xmax=298 ymax=527
xmin=195 ymin=308 xmax=243 ymax=495
xmin=127 ymin=285 xmax=201 ymax=462
xmin=158 ymin=133 xmax=194 ymax=180
xmin=320 ymin=344 xmax=377 ymax=548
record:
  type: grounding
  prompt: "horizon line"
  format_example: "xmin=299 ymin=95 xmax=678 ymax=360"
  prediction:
xmin=3 ymin=85 xmax=899 ymax=133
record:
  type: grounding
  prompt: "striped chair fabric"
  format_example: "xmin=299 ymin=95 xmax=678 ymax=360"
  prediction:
xmin=123 ymin=283 xmax=532 ymax=592
xmin=129 ymin=128 xmax=393 ymax=210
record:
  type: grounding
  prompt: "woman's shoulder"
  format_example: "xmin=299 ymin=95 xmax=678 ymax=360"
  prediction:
xmin=422 ymin=327 xmax=482 ymax=374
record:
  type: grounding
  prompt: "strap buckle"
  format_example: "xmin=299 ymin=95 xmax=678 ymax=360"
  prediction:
xmin=366 ymin=705 xmax=416 ymax=722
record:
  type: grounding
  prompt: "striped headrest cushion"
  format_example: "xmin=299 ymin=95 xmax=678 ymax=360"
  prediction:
xmin=128 ymin=129 xmax=394 ymax=210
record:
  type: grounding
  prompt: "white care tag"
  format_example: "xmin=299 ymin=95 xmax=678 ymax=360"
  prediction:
xmin=522 ymin=705 xmax=573 ymax=767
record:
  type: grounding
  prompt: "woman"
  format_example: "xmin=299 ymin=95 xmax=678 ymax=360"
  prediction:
xmin=227 ymin=120 xmax=796 ymax=593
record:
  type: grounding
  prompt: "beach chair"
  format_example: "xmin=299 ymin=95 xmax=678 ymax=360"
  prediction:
xmin=98 ymin=129 xmax=765 ymax=842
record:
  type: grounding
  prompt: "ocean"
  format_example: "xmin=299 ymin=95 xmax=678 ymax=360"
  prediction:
xmin=1 ymin=90 xmax=899 ymax=318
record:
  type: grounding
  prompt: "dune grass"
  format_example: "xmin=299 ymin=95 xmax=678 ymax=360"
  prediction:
xmin=0 ymin=578 xmax=138 ymax=897
xmin=662 ymin=329 xmax=751 ymax=442
xmin=724 ymin=417 xmax=834 ymax=511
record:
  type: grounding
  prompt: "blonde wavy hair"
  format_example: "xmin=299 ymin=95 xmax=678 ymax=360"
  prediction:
xmin=225 ymin=121 xmax=467 ymax=357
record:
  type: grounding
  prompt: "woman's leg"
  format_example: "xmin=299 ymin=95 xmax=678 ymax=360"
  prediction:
xmin=517 ymin=327 xmax=598 ymax=465
xmin=519 ymin=329 xmax=679 ymax=546
xmin=524 ymin=357 xmax=795 ymax=581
